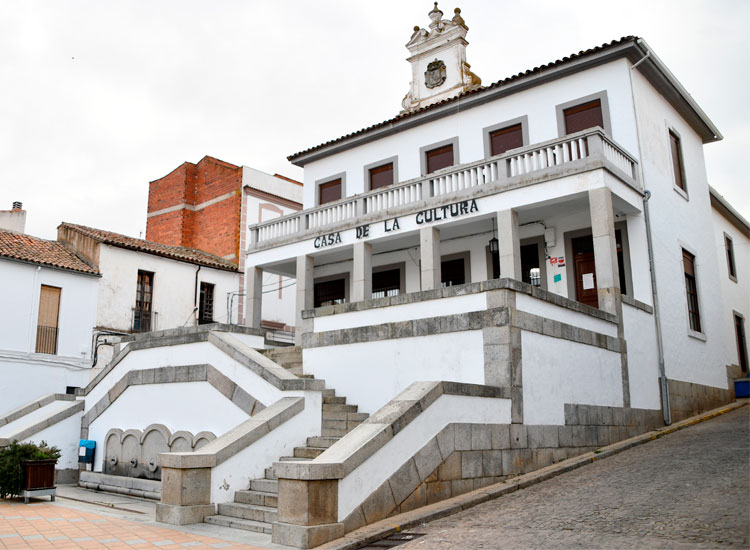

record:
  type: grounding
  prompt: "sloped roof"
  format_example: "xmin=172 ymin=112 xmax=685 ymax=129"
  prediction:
xmin=288 ymin=36 xmax=721 ymax=165
xmin=0 ymin=230 xmax=99 ymax=275
xmin=58 ymin=223 xmax=239 ymax=272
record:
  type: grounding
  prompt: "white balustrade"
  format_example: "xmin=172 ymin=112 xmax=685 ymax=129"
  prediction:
xmin=507 ymin=135 xmax=590 ymax=177
xmin=602 ymin=140 xmax=636 ymax=180
xmin=365 ymin=181 xmax=423 ymax=214
xmin=430 ymin=159 xmax=500 ymax=198
xmin=306 ymin=199 xmax=358 ymax=230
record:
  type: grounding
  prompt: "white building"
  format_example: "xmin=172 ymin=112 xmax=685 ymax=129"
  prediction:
xmin=0 ymin=228 xmax=98 ymax=414
xmin=57 ymin=223 xmax=240 ymax=341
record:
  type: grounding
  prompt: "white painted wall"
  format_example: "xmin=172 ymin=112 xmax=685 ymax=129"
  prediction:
xmin=522 ymin=331 xmax=623 ymax=425
xmin=301 ymin=59 xmax=638 ymax=208
xmin=313 ymin=293 xmax=486 ymax=332
xmin=96 ymin=245 xmax=239 ymax=332
xmin=515 ymin=293 xmax=618 ymax=337
xmin=303 ymin=331 xmax=485 ymax=414
xmin=631 ymin=69 xmax=728 ymax=389
xmin=710 ymin=207 xmax=750 ymax=369
xmin=337 ymin=394 xmax=511 ymax=521
xmin=622 ymin=303 xmax=661 ymax=410
xmin=0 ymin=258 xmax=97 ymax=413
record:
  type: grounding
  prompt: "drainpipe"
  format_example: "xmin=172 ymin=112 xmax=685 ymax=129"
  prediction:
xmin=629 ymin=43 xmax=671 ymax=426
xmin=193 ymin=266 xmax=202 ymax=325
xmin=643 ymin=191 xmax=671 ymax=425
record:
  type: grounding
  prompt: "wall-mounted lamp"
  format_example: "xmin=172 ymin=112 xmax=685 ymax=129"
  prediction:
xmin=489 ymin=218 xmax=499 ymax=253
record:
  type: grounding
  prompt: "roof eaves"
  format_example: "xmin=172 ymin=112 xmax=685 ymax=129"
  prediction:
xmin=709 ymin=186 xmax=750 ymax=237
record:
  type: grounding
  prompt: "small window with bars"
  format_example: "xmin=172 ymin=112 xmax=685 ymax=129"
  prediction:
xmin=682 ymin=249 xmax=701 ymax=333
xmin=372 ymin=268 xmax=401 ymax=299
xmin=199 ymin=282 xmax=215 ymax=324
xmin=314 ymin=278 xmax=346 ymax=307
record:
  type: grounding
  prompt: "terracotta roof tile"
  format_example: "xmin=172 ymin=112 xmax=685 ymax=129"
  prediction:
xmin=58 ymin=223 xmax=239 ymax=272
xmin=0 ymin=230 xmax=99 ymax=275
xmin=288 ymin=36 xmax=638 ymax=161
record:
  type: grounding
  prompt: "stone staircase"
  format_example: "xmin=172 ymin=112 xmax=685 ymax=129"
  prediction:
xmin=203 ymin=348 xmax=368 ymax=534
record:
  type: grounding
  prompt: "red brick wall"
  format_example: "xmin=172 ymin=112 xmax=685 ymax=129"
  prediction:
xmin=146 ymin=156 xmax=242 ymax=262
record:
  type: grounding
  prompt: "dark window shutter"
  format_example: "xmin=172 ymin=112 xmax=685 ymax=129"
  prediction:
xmin=564 ymin=100 xmax=604 ymax=134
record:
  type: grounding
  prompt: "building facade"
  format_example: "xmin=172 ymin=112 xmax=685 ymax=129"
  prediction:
xmin=146 ymin=156 xmax=302 ymax=331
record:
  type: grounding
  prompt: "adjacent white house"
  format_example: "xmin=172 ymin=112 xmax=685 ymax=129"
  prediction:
xmin=57 ymin=223 xmax=240 ymax=365
xmin=0 ymin=227 xmax=99 ymax=414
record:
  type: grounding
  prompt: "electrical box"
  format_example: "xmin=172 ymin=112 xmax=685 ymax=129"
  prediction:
xmin=78 ymin=440 xmax=96 ymax=465
xmin=544 ymin=228 xmax=556 ymax=248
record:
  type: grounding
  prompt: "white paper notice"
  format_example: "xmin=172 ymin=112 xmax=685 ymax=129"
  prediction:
xmin=582 ymin=273 xmax=595 ymax=290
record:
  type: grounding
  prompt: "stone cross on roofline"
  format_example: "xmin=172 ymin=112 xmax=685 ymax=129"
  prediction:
xmin=401 ymin=3 xmax=480 ymax=113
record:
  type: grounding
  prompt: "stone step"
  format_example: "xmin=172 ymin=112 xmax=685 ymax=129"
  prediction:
xmin=323 ymin=403 xmax=358 ymax=413
xmin=321 ymin=427 xmax=348 ymax=437
xmin=293 ymin=446 xmax=327 ymax=459
xmin=264 ymin=467 xmax=277 ymax=480
xmin=287 ymin=367 xmax=304 ymax=376
xmin=306 ymin=436 xmax=340 ymax=448
xmin=322 ymin=411 xmax=369 ymax=422
xmin=323 ymin=396 xmax=346 ymax=404
xmin=249 ymin=478 xmax=278 ymax=494
xmin=298 ymin=374 xmax=315 ymax=379
xmin=322 ymin=419 xmax=347 ymax=430
xmin=234 ymin=490 xmax=278 ymax=508
xmin=321 ymin=389 xmax=336 ymax=397
xmin=217 ymin=502 xmax=278 ymax=524
xmin=279 ymin=456 xmax=313 ymax=462
xmin=204 ymin=515 xmax=272 ymax=534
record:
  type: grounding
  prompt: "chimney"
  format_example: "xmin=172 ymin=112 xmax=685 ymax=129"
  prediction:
xmin=0 ymin=201 xmax=27 ymax=233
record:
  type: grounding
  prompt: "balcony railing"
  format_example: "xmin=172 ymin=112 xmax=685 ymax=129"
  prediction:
xmin=249 ymin=128 xmax=639 ymax=249
xmin=35 ymin=325 xmax=59 ymax=355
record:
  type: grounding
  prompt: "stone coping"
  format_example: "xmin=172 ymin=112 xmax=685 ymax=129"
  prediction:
xmin=118 ymin=323 xmax=264 ymax=344
xmin=0 ymin=393 xmax=76 ymax=427
xmin=80 ymin=364 xmax=265 ymax=439
xmin=0 ymin=399 xmax=84 ymax=447
xmin=274 ymin=382 xmax=510 ymax=481
xmin=159 ymin=396 xmax=305 ymax=469
xmin=83 ymin=330 xmax=324 ymax=397
xmin=621 ymin=294 xmax=654 ymax=314
xmin=302 ymin=278 xmax=617 ymax=324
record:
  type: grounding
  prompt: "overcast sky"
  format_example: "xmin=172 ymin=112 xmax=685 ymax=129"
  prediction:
xmin=2 ymin=0 xmax=748 ymax=240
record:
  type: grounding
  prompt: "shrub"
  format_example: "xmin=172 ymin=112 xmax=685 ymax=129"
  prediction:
xmin=0 ymin=441 xmax=61 ymax=499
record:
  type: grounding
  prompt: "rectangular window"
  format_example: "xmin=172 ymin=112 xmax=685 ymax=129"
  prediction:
xmin=682 ymin=250 xmax=701 ymax=333
xmin=133 ymin=270 xmax=154 ymax=333
xmin=725 ymin=235 xmax=737 ymax=280
xmin=441 ymin=258 xmax=465 ymax=287
xmin=198 ymin=282 xmax=214 ymax=324
xmin=669 ymin=130 xmax=685 ymax=191
xmin=564 ymin=99 xmax=604 ymax=135
xmin=369 ymin=163 xmax=394 ymax=190
xmin=319 ymin=179 xmax=342 ymax=205
xmin=489 ymin=124 xmax=524 ymax=156
xmin=314 ymin=278 xmax=346 ymax=307
xmin=372 ymin=268 xmax=401 ymax=299
xmin=36 ymin=285 xmax=60 ymax=354
xmin=426 ymin=144 xmax=454 ymax=174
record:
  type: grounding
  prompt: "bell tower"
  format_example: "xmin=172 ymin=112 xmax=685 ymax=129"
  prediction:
xmin=401 ymin=3 xmax=481 ymax=113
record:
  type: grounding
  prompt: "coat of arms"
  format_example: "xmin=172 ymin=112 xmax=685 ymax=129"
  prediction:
xmin=425 ymin=59 xmax=447 ymax=89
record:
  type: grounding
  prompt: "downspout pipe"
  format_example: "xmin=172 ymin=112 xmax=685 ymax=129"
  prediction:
xmin=193 ymin=265 xmax=202 ymax=325
xmin=629 ymin=47 xmax=670 ymax=426
xmin=643 ymin=190 xmax=671 ymax=425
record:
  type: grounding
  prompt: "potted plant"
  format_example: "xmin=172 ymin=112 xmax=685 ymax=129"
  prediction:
xmin=0 ymin=441 xmax=61 ymax=500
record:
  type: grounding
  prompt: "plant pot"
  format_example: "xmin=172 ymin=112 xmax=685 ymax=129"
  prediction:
xmin=23 ymin=460 xmax=57 ymax=491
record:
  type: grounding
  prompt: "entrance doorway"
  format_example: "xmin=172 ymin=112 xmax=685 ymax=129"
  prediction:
xmin=572 ymin=235 xmax=598 ymax=308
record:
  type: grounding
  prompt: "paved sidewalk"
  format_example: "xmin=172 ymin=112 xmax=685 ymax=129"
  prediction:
xmin=393 ymin=406 xmax=749 ymax=549
xmin=0 ymin=487 xmax=291 ymax=549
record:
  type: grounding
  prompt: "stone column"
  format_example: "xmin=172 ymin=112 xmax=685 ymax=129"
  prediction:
xmin=295 ymin=255 xmax=314 ymax=345
xmin=244 ymin=266 xmax=263 ymax=328
xmin=420 ymin=226 xmax=441 ymax=290
xmin=497 ymin=209 xmax=522 ymax=280
xmin=588 ymin=188 xmax=621 ymax=315
xmin=352 ymin=242 xmax=372 ymax=302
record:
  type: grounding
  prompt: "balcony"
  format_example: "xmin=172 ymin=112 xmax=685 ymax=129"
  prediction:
xmin=248 ymin=128 xmax=640 ymax=251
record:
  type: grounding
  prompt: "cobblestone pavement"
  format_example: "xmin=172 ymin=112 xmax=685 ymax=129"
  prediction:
xmin=0 ymin=500 xmax=267 ymax=549
xmin=397 ymin=406 xmax=749 ymax=549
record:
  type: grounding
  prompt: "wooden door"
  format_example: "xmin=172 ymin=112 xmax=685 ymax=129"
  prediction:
xmin=36 ymin=285 xmax=61 ymax=354
xmin=572 ymin=236 xmax=598 ymax=308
